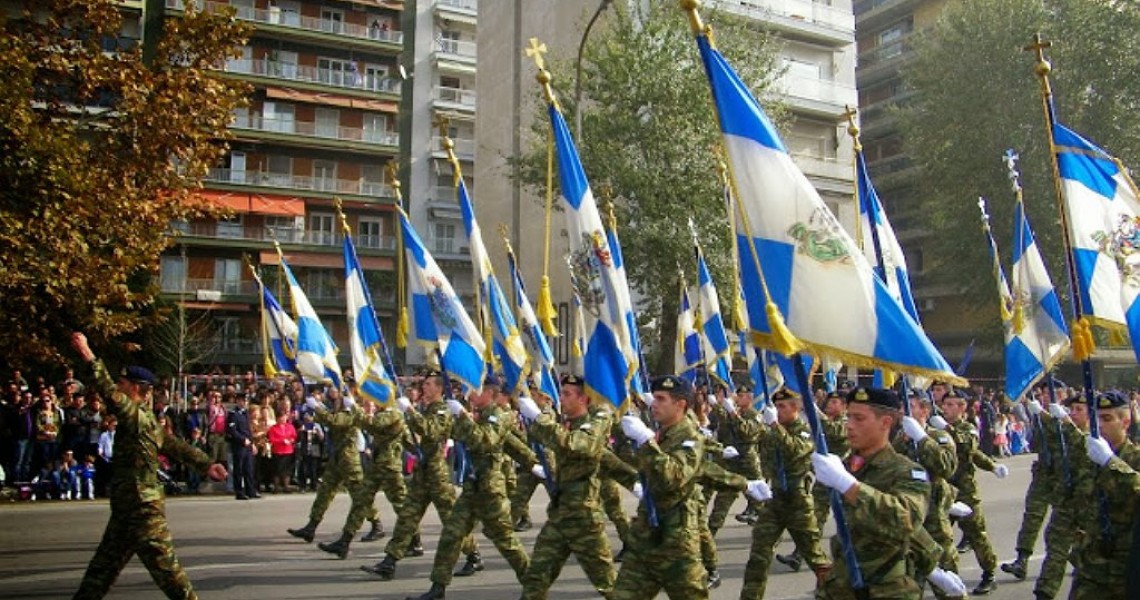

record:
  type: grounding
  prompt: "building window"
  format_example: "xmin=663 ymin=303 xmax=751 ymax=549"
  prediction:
xmin=265 ymin=215 xmax=302 ymax=243
xmin=309 ymin=213 xmax=336 ymax=246
xmin=214 ymin=258 xmax=242 ymax=294
xmin=320 ymin=7 xmax=345 ymax=34
xmin=313 ymin=160 xmax=337 ymax=192
xmin=317 ymin=57 xmax=356 ymax=87
xmin=315 ymin=107 xmax=339 ymax=138
xmin=359 ymin=218 xmax=385 ymax=249
xmin=267 ymin=154 xmax=292 ymax=187
xmin=439 ymin=29 xmax=460 ymax=53
xmin=434 ymin=222 xmax=455 ymax=254
xmin=307 ymin=269 xmax=340 ymax=300
xmin=363 ymin=113 xmax=389 ymax=143
xmin=216 ymin=214 xmax=243 ymax=239
xmin=160 ymin=255 xmax=186 ymax=292
xmin=217 ymin=317 xmax=243 ymax=351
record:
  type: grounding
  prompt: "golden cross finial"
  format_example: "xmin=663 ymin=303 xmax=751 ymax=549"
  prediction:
xmin=432 ymin=114 xmax=451 ymax=138
xmin=525 ymin=37 xmax=547 ymax=71
xmin=334 ymin=197 xmax=350 ymax=233
xmin=1024 ymin=32 xmax=1053 ymax=81
xmin=527 ymin=37 xmax=558 ymax=107
xmin=841 ymin=105 xmax=861 ymax=150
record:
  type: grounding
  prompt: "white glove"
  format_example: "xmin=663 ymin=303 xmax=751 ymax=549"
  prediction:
xmin=1049 ymin=403 xmax=1069 ymax=420
xmin=927 ymin=568 xmax=967 ymax=597
xmin=901 ymin=416 xmax=928 ymax=442
xmin=395 ymin=396 xmax=412 ymax=414
xmin=699 ymin=427 xmax=715 ymax=439
xmin=948 ymin=501 xmax=973 ymax=518
xmin=445 ymin=438 xmax=454 ymax=452
xmin=446 ymin=399 xmax=464 ymax=416
xmin=745 ymin=479 xmax=773 ymax=502
xmin=632 ymin=481 xmax=644 ymax=499
xmin=722 ymin=395 xmax=737 ymax=415
xmin=993 ymin=464 xmax=1009 ymax=479
xmin=722 ymin=446 xmax=740 ymax=460
xmin=531 ymin=464 xmax=546 ymax=479
xmin=1027 ymin=399 xmax=1043 ymax=416
xmin=761 ymin=405 xmax=778 ymax=426
xmin=929 ymin=415 xmax=949 ymax=430
xmin=707 ymin=394 xmax=717 ymax=407
xmin=639 ymin=392 xmax=654 ymax=407
xmin=516 ymin=395 xmax=541 ymax=421
xmin=621 ymin=415 xmax=654 ymax=446
xmin=1087 ymin=435 xmax=1114 ymax=467
xmin=305 ymin=396 xmax=321 ymax=411
xmin=341 ymin=394 xmax=356 ymax=410
xmin=811 ymin=452 xmax=857 ymax=494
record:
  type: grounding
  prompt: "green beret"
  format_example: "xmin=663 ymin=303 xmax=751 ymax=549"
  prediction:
xmin=651 ymin=375 xmax=693 ymax=400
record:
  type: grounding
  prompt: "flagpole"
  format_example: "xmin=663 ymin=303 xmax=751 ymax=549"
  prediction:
xmin=388 ymin=161 xmax=410 ymax=350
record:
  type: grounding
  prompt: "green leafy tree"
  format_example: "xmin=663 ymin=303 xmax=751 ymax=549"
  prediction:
xmin=517 ymin=1 xmax=783 ymax=371
xmin=899 ymin=0 xmax=1140 ymax=339
xmin=0 ymin=0 xmax=250 ymax=366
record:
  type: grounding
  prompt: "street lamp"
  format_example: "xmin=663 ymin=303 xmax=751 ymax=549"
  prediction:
xmin=575 ymin=0 xmax=613 ymax=142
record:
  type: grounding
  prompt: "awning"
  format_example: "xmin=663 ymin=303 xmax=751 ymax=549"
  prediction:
xmin=343 ymin=0 xmax=404 ymax=9
xmin=191 ymin=190 xmax=306 ymax=217
xmin=265 ymin=87 xmax=399 ymax=113
xmin=260 ymin=250 xmax=394 ymax=271
xmin=179 ymin=301 xmax=251 ymax=312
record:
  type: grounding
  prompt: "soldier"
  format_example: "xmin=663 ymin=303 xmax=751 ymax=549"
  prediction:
xmin=597 ymin=401 xmax=635 ymax=561
xmin=698 ymin=430 xmax=772 ymax=590
xmin=404 ymin=374 xmax=530 ymax=600
xmin=939 ymin=389 xmax=1009 ymax=595
xmin=813 ymin=387 xmax=966 ymax=600
xmin=510 ymin=386 xmax=557 ymax=531
xmin=811 ymin=390 xmax=849 ymax=529
xmin=1000 ymin=385 xmax=1058 ymax=581
xmin=70 ymin=333 xmax=227 ymax=600
xmin=1075 ymin=391 xmax=1140 ymax=599
xmin=360 ymin=369 xmax=478 ymax=581
xmin=707 ymin=384 xmax=763 ymax=539
xmin=740 ymin=388 xmax=832 ymax=597
xmin=357 ymin=398 xmax=409 ymax=543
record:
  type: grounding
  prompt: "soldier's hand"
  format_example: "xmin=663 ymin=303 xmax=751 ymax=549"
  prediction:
xmin=745 ymin=479 xmax=772 ymax=502
xmin=620 ymin=415 xmax=654 ymax=446
xmin=1048 ymin=403 xmax=1069 ymax=421
xmin=927 ymin=568 xmax=967 ymax=596
xmin=948 ymin=501 xmax=973 ymax=518
xmin=721 ymin=395 xmax=737 ymax=415
xmin=639 ymin=392 xmax=654 ymax=408
xmin=901 ymin=416 xmax=928 ymax=442
xmin=1027 ymin=399 xmax=1044 ymax=416
xmin=761 ymin=405 xmax=778 ymax=426
xmin=993 ymin=464 xmax=1009 ymax=479
xmin=811 ymin=452 xmax=857 ymax=494
xmin=1087 ymin=435 xmax=1114 ymax=467
xmin=722 ymin=446 xmax=740 ymax=460
xmin=395 ymin=396 xmax=413 ymax=414
xmin=516 ymin=395 xmax=541 ymax=421
xmin=206 ymin=463 xmax=228 ymax=482
xmin=446 ymin=399 xmax=465 ymax=417
xmin=929 ymin=415 xmax=949 ymax=430
xmin=530 ymin=464 xmax=546 ymax=480
xmin=631 ymin=481 xmax=644 ymax=499
xmin=71 ymin=332 xmax=95 ymax=362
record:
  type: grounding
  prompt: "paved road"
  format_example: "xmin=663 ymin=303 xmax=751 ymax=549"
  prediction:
xmin=0 ymin=453 xmax=1070 ymax=599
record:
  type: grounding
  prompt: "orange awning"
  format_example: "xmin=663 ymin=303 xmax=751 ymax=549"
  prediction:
xmin=265 ymin=87 xmax=399 ymax=113
xmin=191 ymin=190 xmax=306 ymax=217
xmin=260 ymin=250 xmax=394 ymax=271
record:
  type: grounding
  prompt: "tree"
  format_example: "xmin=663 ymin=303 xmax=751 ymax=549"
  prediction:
xmin=145 ymin=299 xmax=220 ymax=382
xmin=0 ymin=0 xmax=250 ymax=366
xmin=516 ymin=1 xmax=783 ymax=371
xmin=899 ymin=0 xmax=1140 ymax=334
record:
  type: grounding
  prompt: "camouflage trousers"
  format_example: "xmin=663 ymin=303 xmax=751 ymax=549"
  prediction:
xmin=73 ymin=499 xmax=196 ymax=600
xmin=520 ymin=512 xmax=616 ymax=599
xmin=361 ymin=458 xmax=407 ymax=527
xmin=600 ymin=476 xmax=631 ymax=545
xmin=707 ymin=459 xmax=760 ymax=534
xmin=1034 ymin=501 xmax=1077 ymax=599
xmin=1015 ymin=460 xmax=1053 ymax=555
xmin=612 ymin=518 xmax=707 ymax=600
xmin=308 ymin=464 xmax=364 ymax=527
xmin=429 ymin=482 xmax=529 ymax=586
xmin=511 ymin=468 xmax=542 ymax=523
xmin=740 ymin=488 xmax=830 ymax=599
xmin=383 ymin=468 xmax=476 ymax=560
xmin=698 ymin=486 xmax=718 ymax=572
xmin=952 ymin=494 xmax=997 ymax=572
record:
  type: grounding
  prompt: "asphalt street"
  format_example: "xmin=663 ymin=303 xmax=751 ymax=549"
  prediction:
xmin=0 ymin=453 xmax=1069 ymax=599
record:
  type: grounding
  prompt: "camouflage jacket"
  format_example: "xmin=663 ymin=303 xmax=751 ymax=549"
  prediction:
xmin=709 ymin=403 xmax=764 ymax=472
xmin=946 ymin=419 xmax=996 ymax=497
xmin=406 ymin=398 xmax=453 ymax=477
xmin=629 ymin=416 xmax=704 ymax=551
xmin=1076 ymin=438 xmax=1140 ymax=564
xmin=531 ymin=410 xmax=608 ymax=519
xmin=452 ymin=402 xmax=511 ymax=491
xmin=821 ymin=413 xmax=850 ymax=459
xmin=361 ymin=409 xmax=407 ymax=468
xmin=313 ymin=407 xmax=363 ymax=479
xmin=759 ymin=418 xmax=815 ymax=492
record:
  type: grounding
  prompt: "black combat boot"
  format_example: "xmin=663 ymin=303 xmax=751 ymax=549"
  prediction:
xmin=706 ymin=568 xmax=722 ymax=589
xmin=405 ymin=582 xmax=445 ymax=600
xmin=1000 ymin=551 xmax=1029 ymax=580
xmin=956 ymin=536 xmax=972 ymax=554
xmin=360 ymin=520 xmax=386 ymax=542
xmin=776 ymin=551 xmax=803 ymax=572
xmin=973 ymin=570 xmax=997 ymax=595
xmin=318 ymin=532 xmax=352 ymax=559
xmin=734 ymin=505 xmax=759 ymax=525
xmin=407 ymin=533 xmax=425 ymax=557
xmin=453 ymin=551 xmax=484 ymax=577
xmin=513 ymin=516 xmax=532 ymax=532
xmin=287 ymin=520 xmax=318 ymax=543
xmin=612 ymin=544 xmax=625 ymax=563
xmin=360 ymin=554 xmax=398 ymax=580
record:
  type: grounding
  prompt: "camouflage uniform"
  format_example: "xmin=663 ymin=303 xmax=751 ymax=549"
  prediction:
xmin=520 ymin=408 xmax=617 ymax=599
xmin=512 ymin=405 xmax=557 ymax=526
xmin=699 ymin=452 xmax=749 ymax=576
xmin=502 ymin=418 xmax=539 ymax=508
xmin=893 ymin=423 xmax=961 ymax=598
xmin=73 ymin=360 xmax=212 ymax=600
xmin=1069 ymin=438 xmax=1140 ymax=600
xmin=306 ymin=406 xmax=370 ymax=528
xmin=818 ymin=445 xmax=931 ymax=600
xmin=1011 ymin=416 xmax=1056 ymax=560
xmin=813 ymin=413 xmax=849 ymax=527
xmin=353 ymin=410 xmax=408 ymax=537
xmin=599 ymin=406 xmax=633 ymax=547
xmin=1033 ymin=413 xmax=1083 ymax=599
xmin=428 ymin=402 xmax=529 ymax=586
xmin=741 ymin=418 xmax=831 ymax=599
xmin=706 ymin=403 xmax=763 ymax=535
xmin=946 ymin=419 xmax=999 ymax=574
xmin=612 ymin=414 xmax=707 ymax=600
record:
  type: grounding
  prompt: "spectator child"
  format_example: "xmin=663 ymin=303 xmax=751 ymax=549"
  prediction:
xmin=78 ymin=456 xmax=96 ymax=499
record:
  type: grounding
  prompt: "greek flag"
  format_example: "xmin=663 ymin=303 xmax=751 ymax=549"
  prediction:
xmin=280 ymin=258 xmax=342 ymax=388
xmin=258 ymin=283 xmax=297 ymax=377
xmin=693 ymin=33 xmax=957 ymax=382
xmin=676 ymin=285 xmax=702 ymax=383
xmin=548 ymin=104 xmax=637 ymax=409
xmin=506 ymin=248 xmax=560 ymax=403
xmin=856 ymin=151 xmax=920 ymax=321
xmin=457 ymin=180 xmax=528 ymax=393
xmin=606 ymin=223 xmax=647 ymax=394
xmin=343 ymin=235 xmax=396 ymax=404
xmin=979 ymin=198 xmax=1018 ymax=368
xmin=695 ymin=249 xmax=733 ymax=390
xmin=399 ymin=209 xmax=486 ymax=391
xmin=1054 ymin=124 xmax=1140 ymax=361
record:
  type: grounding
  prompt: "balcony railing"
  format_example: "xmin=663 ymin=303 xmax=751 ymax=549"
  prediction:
xmin=431 ymin=136 xmax=475 ymax=159
xmin=714 ymin=0 xmax=854 ymax=34
xmin=436 ymin=0 xmax=478 ymax=11
xmin=206 ymin=168 xmax=393 ymax=198
xmin=434 ymin=86 xmax=476 ymax=109
xmin=231 ymin=114 xmax=399 ymax=147
xmin=437 ymin=38 xmax=477 ymax=60
xmin=174 ymin=221 xmax=398 ymax=250
xmin=168 ymin=0 xmax=404 ymax=45
xmin=858 ymin=37 xmax=913 ymax=70
xmin=776 ymin=73 xmax=857 ymax=108
xmin=169 ymin=278 xmax=259 ymax=295
xmin=224 ymin=58 xmax=402 ymax=95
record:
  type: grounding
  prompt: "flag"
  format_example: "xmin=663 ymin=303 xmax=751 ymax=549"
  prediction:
xmin=676 ymin=284 xmax=702 ymax=383
xmin=457 ymin=180 xmax=529 ymax=393
xmin=695 ymin=248 xmax=734 ymax=390
xmin=280 ymin=258 xmax=342 ymax=388
xmin=506 ymin=247 xmax=560 ymax=403
xmin=1054 ymin=123 xmax=1140 ymax=361
xmin=258 ymin=282 xmax=297 ymax=377
xmin=693 ymin=33 xmax=960 ymax=383
xmin=979 ymin=197 xmax=1019 ymax=388
xmin=344 ymin=235 xmax=397 ymax=405
xmin=548 ymin=104 xmax=637 ymax=409
xmin=856 ymin=151 xmax=920 ymax=321
xmin=605 ymin=222 xmax=647 ymax=394
xmin=400 ymin=209 xmax=486 ymax=391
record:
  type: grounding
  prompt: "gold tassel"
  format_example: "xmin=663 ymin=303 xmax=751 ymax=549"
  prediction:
xmin=882 ymin=370 xmax=898 ymax=389
xmin=1071 ymin=317 xmax=1095 ymax=361
xmin=396 ymin=306 xmax=409 ymax=349
xmin=537 ymin=275 xmax=559 ymax=337
xmin=572 ymin=338 xmax=583 ymax=358
xmin=765 ymin=301 xmax=802 ymax=357
xmin=1109 ymin=328 xmax=1127 ymax=347
xmin=1012 ymin=304 xmax=1025 ymax=335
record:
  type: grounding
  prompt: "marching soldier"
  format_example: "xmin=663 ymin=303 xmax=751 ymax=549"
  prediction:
xmin=812 ymin=390 xmax=849 ymax=528
xmin=597 ymin=402 xmax=635 ymax=561
xmin=1001 ymin=384 xmax=1059 ymax=581
xmin=511 ymin=386 xmax=557 ymax=531
xmin=70 ymin=332 xmax=227 ymax=600
xmin=706 ymin=384 xmax=763 ymax=539
xmin=357 ymin=398 xmax=409 ymax=543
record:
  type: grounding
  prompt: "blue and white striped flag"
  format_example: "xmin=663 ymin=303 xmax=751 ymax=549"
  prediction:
xmin=547 ymin=104 xmax=637 ymax=409
xmin=979 ymin=197 xmax=1018 ymax=378
xmin=695 ymin=247 xmax=733 ymax=391
xmin=676 ymin=284 xmax=702 ymax=383
xmin=693 ymin=33 xmax=958 ymax=383
xmin=506 ymin=247 xmax=560 ymax=403
xmin=457 ymin=180 xmax=528 ymax=394
xmin=259 ymin=283 xmax=297 ymax=377
xmin=343 ymin=235 xmax=396 ymax=405
xmin=399 ymin=209 xmax=486 ymax=391
xmin=606 ymin=223 xmax=647 ymax=395
xmin=1054 ymin=124 xmax=1140 ymax=361
xmin=280 ymin=258 xmax=342 ymax=388
xmin=856 ymin=151 xmax=920 ymax=321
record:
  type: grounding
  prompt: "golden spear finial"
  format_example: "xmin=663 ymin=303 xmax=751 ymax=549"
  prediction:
xmin=334 ymin=197 xmax=351 ymax=234
xmin=679 ymin=0 xmax=706 ymax=38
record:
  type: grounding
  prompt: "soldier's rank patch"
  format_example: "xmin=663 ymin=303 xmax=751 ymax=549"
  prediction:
xmin=487 ymin=415 xmax=499 ymax=423
xmin=799 ymin=431 xmax=811 ymax=439
xmin=911 ymin=469 xmax=928 ymax=482
xmin=436 ymin=410 xmax=447 ymax=415
xmin=579 ymin=423 xmax=592 ymax=430
xmin=848 ymin=455 xmax=865 ymax=472
xmin=682 ymin=440 xmax=697 ymax=449
xmin=935 ymin=434 xmax=951 ymax=445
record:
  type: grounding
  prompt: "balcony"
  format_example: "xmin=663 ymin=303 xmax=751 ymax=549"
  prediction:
xmin=223 ymin=58 xmax=402 ymax=98
xmin=856 ymin=37 xmax=913 ymax=87
xmin=854 ymin=0 xmax=921 ymax=30
xmin=165 ymin=278 xmax=258 ymax=296
xmin=431 ymin=136 xmax=475 ymax=160
xmin=172 ymin=221 xmax=398 ymax=250
xmin=433 ymin=86 xmax=476 ymax=111
xmin=231 ymin=113 xmax=399 ymax=151
xmin=205 ymin=168 xmax=393 ymax=199
xmin=774 ymin=73 xmax=857 ymax=118
xmin=790 ymin=152 xmax=849 ymax=182
xmin=713 ymin=0 xmax=854 ymax=46
xmin=167 ymin=0 xmax=403 ymax=50
xmin=435 ymin=0 xmax=478 ymax=17
xmin=434 ymin=38 xmax=477 ymax=74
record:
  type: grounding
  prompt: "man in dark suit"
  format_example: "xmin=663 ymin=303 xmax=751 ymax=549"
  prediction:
xmin=227 ymin=395 xmax=259 ymax=500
